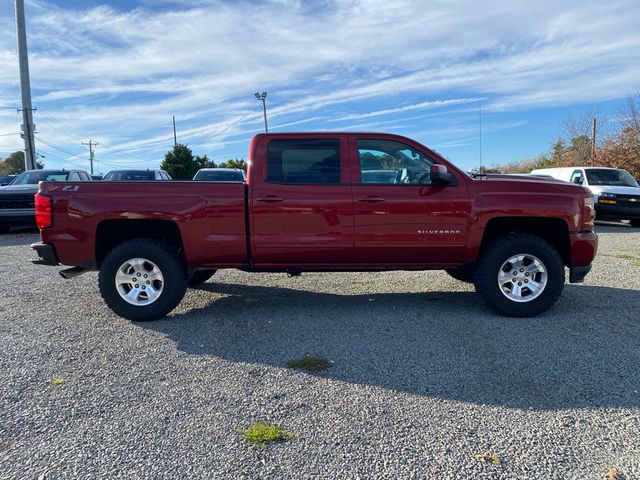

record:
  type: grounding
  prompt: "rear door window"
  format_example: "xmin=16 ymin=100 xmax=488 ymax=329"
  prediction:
xmin=267 ymin=139 xmax=341 ymax=184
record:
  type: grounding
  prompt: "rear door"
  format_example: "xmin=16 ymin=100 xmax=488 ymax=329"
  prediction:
xmin=249 ymin=135 xmax=354 ymax=266
xmin=349 ymin=134 xmax=470 ymax=265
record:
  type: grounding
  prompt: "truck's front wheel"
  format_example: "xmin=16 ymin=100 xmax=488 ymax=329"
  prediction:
xmin=98 ymin=238 xmax=187 ymax=321
xmin=474 ymin=233 xmax=565 ymax=317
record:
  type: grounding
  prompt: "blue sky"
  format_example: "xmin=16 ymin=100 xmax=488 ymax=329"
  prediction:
xmin=0 ymin=0 xmax=639 ymax=174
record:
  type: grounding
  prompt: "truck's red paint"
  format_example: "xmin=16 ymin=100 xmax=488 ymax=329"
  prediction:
xmin=35 ymin=132 xmax=598 ymax=273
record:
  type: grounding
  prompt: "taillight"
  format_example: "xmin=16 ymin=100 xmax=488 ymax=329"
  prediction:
xmin=35 ymin=193 xmax=52 ymax=229
xmin=581 ymin=195 xmax=595 ymax=231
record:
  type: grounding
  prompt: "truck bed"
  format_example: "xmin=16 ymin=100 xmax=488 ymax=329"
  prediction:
xmin=37 ymin=181 xmax=247 ymax=268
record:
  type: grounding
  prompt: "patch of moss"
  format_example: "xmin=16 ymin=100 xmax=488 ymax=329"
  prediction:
xmin=242 ymin=421 xmax=294 ymax=448
xmin=286 ymin=355 xmax=332 ymax=372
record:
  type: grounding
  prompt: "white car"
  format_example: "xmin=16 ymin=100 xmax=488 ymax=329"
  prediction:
xmin=530 ymin=167 xmax=640 ymax=227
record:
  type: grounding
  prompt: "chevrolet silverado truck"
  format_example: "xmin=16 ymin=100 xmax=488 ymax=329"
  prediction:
xmin=31 ymin=132 xmax=598 ymax=321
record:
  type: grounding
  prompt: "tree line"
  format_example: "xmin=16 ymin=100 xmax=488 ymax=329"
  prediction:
xmin=483 ymin=90 xmax=640 ymax=178
xmin=160 ymin=144 xmax=246 ymax=179
xmin=0 ymin=144 xmax=246 ymax=179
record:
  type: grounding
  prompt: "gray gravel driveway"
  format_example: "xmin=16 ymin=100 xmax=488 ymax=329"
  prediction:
xmin=1 ymin=224 xmax=639 ymax=479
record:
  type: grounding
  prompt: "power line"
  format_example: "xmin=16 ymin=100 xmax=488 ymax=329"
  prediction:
xmin=37 ymin=108 xmax=146 ymax=162
xmin=190 ymin=105 xmax=260 ymax=148
xmin=35 ymin=136 xmax=88 ymax=160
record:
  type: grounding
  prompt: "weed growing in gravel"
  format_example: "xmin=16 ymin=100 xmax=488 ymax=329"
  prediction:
xmin=242 ymin=421 xmax=294 ymax=448
xmin=475 ymin=452 xmax=501 ymax=465
xmin=286 ymin=355 xmax=332 ymax=372
xmin=615 ymin=254 xmax=640 ymax=266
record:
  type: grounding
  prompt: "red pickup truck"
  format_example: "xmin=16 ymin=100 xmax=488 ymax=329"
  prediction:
xmin=31 ymin=132 xmax=597 ymax=321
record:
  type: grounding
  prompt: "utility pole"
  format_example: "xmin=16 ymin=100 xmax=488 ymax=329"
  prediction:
xmin=82 ymin=140 xmax=98 ymax=174
xmin=591 ymin=117 xmax=597 ymax=166
xmin=254 ymin=92 xmax=268 ymax=132
xmin=15 ymin=0 xmax=37 ymax=170
xmin=479 ymin=101 xmax=483 ymax=173
xmin=172 ymin=115 xmax=177 ymax=146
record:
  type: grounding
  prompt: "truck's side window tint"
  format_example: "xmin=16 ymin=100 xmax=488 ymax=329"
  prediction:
xmin=358 ymin=139 xmax=434 ymax=185
xmin=570 ymin=170 xmax=584 ymax=185
xmin=267 ymin=139 xmax=341 ymax=184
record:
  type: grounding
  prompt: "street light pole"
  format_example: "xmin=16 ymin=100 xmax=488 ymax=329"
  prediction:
xmin=254 ymin=92 xmax=268 ymax=132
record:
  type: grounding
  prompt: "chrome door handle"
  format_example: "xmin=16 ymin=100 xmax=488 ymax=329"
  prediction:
xmin=357 ymin=196 xmax=385 ymax=203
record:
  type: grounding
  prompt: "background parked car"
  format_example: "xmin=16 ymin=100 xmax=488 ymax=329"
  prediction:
xmin=0 ymin=169 xmax=91 ymax=233
xmin=531 ymin=166 xmax=640 ymax=227
xmin=91 ymin=174 xmax=103 ymax=181
xmin=0 ymin=175 xmax=16 ymax=186
xmin=193 ymin=168 xmax=246 ymax=182
xmin=102 ymin=169 xmax=172 ymax=181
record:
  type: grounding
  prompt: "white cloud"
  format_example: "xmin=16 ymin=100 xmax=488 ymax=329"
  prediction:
xmin=0 ymin=0 xmax=638 ymax=168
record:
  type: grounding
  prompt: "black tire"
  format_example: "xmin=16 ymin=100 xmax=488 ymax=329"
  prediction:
xmin=98 ymin=238 xmax=187 ymax=321
xmin=0 ymin=226 xmax=10 ymax=234
xmin=188 ymin=269 xmax=216 ymax=286
xmin=630 ymin=219 xmax=640 ymax=228
xmin=473 ymin=233 xmax=565 ymax=317
xmin=445 ymin=266 xmax=474 ymax=283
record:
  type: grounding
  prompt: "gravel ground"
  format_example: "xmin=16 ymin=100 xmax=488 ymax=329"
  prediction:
xmin=1 ymin=224 xmax=639 ymax=479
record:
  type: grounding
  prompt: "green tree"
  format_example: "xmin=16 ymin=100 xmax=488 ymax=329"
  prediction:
xmin=196 ymin=154 xmax=216 ymax=170
xmin=218 ymin=158 xmax=247 ymax=171
xmin=160 ymin=144 xmax=214 ymax=179
xmin=0 ymin=151 xmax=43 ymax=175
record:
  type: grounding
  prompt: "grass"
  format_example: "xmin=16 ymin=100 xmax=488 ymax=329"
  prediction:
xmin=615 ymin=254 xmax=640 ymax=266
xmin=286 ymin=355 xmax=332 ymax=372
xmin=242 ymin=421 xmax=295 ymax=448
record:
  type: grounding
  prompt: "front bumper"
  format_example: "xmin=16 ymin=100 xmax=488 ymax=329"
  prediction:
xmin=0 ymin=209 xmax=35 ymax=227
xmin=568 ymin=231 xmax=597 ymax=283
xmin=31 ymin=242 xmax=59 ymax=266
xmin=595 ymin=203 xmax=640 ymax=220
xmin=569 ymin=264 xmax=591 ymax=283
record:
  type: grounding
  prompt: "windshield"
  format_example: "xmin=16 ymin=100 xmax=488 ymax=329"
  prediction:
xmin=585 ymin=168 xmax=639 ymax=187
xmin=103 ymin=170 xmax=155 ymax=181
xmin=10 ymin=171 xmax=70 ymax=185
xmin=194 ymin=170 xmax=244 ymax=181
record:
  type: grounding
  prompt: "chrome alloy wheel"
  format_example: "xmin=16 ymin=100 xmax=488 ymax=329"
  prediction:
xmin=115 ymin=258 xmax=164 ymax=306
xmin=497 ymin=254 xmax=548 ymax=303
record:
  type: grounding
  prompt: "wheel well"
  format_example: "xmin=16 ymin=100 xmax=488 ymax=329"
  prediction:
xmin=480 ymin=217 xmax=570 ymax=265
xmin=95 ymin=219 xmax=183 ymax=267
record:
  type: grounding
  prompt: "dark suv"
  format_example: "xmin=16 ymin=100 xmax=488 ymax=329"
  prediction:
xmin=102 ymin=169 xmax=172 ymax=181
xmin=0 ymin=169 xmax=91 ymax=233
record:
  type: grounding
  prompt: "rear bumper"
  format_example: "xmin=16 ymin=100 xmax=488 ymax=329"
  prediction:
xmin=31 ymin=242 xmax=59 ymax=266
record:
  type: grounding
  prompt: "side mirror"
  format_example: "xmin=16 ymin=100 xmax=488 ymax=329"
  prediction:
xmin=430 ymin=164 xmax=456 ymax=186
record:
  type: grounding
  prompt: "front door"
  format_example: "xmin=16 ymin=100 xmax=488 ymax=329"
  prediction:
xmin=350 ymin=135 xmax=470 ymax=266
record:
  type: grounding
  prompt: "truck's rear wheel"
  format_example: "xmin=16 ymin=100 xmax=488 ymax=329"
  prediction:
xmin=98 ymin=238 xmax=187 ymax=321
xmin=188 ymin=269 xmax=216 ymax=286
xmin=474 ymin=233 xmax=565 ymax=317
